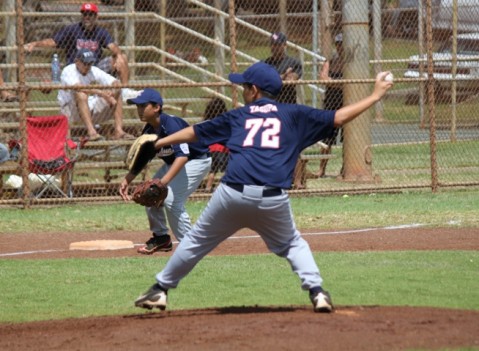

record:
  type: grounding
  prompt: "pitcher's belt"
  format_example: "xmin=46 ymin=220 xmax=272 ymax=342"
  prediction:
xmin=224 ymin=183 xmax=283 ymax=197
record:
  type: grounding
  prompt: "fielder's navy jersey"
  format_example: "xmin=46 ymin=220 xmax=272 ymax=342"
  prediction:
xmin=53 ymin=23 xmax=113 ymax=64
xmin=193 ymin=97 xmax=335 ymax=189
xmin=143 ymin=113 xmax=209 ymax=165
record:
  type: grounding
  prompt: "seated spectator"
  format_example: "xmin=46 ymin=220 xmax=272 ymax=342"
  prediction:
xmin=24 ymin=2 xmax=137 ymax=102
xmin=202 ymin=98 xmax=228 ymax=192
xmin=165 ymin=47 xmax=209 ymax=81
xmin=57 ymin=48 xmax=134 ymax=141
xmin=0 ymin=68 xmax=18 ymax=102
xmin=166 ymin=47 xmax=208 ymax=65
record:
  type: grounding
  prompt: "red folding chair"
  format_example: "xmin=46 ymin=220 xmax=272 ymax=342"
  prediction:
xmin=27 ymin=115 xmax=79 ymax=198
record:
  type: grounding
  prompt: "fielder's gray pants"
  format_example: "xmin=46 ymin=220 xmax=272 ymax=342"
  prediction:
xmin=146 ymin=157 xmax=211 ymax=241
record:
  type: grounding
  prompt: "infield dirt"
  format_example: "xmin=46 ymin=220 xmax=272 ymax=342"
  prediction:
xmin=1 ymin=227 xmax=478 ymax=351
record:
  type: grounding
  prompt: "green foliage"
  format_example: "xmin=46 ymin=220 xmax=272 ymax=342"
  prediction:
xmin=0 ymin=251 xmax=477 ymax=323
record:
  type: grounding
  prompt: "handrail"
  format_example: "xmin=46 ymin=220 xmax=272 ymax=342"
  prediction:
xmin=187 ymin=0 xmax=327 ymax=63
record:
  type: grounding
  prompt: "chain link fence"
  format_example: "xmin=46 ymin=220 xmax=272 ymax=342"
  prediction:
xmin=1 ymin=0 xmax=478 ymax=207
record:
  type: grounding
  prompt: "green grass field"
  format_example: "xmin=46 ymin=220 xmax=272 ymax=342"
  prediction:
xmin=1 ymin=251 xmax=478 ymax=323
xmin=1 ymin=189 xmax=478 ymax=323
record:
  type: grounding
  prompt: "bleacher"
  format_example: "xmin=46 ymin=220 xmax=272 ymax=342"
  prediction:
xmin=0 ymin=0 xmax=338 ymax=202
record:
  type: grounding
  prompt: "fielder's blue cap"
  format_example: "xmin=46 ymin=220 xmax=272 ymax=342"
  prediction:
xmin=228 ymin=62 xmax=282 ymax=97
xmin=127 ymin=88 xmax=163 ymax=106
xmin=75 ymin=48 xmax=96 ymax=64
xmin=270 ymin=32 xmax=287 ymax=44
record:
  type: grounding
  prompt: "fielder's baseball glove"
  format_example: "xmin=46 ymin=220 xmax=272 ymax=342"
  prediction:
xmin=125 ymin=134 xmax=159 ymax=175
xmin=132 ymin=179 xmax=168 ymax=207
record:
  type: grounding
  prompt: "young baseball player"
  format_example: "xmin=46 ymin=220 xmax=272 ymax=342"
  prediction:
xmin=133 ymin=62 xmax=393 ymax=312
xmin=119 ymin=88 xmax=211 ymax=254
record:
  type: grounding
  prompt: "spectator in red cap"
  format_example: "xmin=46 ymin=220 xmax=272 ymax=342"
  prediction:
xmin=24 ymin=2 xmax=136 ymax=102
xmin=80 ymin=3 xmax=98 ymax=13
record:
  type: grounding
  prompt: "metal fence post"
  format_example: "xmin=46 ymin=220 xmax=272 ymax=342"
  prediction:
xmin=425 ymin=0 xmax=438 ymax=192
xmin=125 ymin=0 xmax=135 ymax=80
xmin=15 ymin=0 xmax=31 ymax=208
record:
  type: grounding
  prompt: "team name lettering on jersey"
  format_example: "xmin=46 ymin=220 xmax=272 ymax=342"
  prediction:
xmin=249 ymin=104 xmax=278 ymax=114
xmin=157 ymin=146 xmax=174 ymax=157
xmin=76 ymin=39 xmax=99 ymax=52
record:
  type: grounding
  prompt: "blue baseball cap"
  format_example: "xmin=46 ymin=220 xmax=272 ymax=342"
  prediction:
xmin=228 ymin=62 xmax=282 ymax=97
xmin=76 ymin=48 xmax=96 ymax=64
xmin=127 ymin=88 xmax=163 ymax=106
xmin=271 ymin=32 xmax=287 ymax=44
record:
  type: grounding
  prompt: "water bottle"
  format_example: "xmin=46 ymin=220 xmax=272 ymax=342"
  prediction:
xmin=51 ymin=53 xmax=61 ymax=83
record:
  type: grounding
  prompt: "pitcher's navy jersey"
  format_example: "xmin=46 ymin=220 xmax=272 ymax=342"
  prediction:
xmin=143 ymin=113 xmax=209 ymax=165
xmin=193 ymin=97 xmax=335 ymax=189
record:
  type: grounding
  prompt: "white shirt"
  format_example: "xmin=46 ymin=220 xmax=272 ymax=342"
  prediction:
xmin=57 ymin=64 xmax=117 ymax=107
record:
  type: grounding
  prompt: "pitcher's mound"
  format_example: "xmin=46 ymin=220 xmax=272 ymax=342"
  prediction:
xmin=69 ymin=240 xmax=134 ymax=251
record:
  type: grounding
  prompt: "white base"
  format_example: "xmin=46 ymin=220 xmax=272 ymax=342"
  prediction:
xmin=69 ymin=240 xmax=134 ymax=251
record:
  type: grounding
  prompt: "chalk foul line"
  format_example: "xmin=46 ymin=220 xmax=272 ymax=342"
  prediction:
xmin=1 ymin=223 xmax=424 ymax=257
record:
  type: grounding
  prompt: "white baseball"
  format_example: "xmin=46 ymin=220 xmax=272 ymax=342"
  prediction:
xmin=384 ymin=73 xmax=394 ymax=83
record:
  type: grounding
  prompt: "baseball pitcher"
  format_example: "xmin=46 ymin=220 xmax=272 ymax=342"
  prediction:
xmin=134 ymin=62 xmax=393 ymax=312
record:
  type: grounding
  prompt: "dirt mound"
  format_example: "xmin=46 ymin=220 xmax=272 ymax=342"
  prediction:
xmin=1 ymin=305 xmax=478 ymax=350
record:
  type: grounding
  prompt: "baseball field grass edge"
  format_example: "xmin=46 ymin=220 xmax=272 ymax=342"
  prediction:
xmin=1 ymin=189 xmax=479 ymax=233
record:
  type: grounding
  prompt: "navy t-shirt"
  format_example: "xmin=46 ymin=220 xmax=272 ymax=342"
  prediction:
xmin=143 ymin=113 xmax=209 ymax=165
xmin=263 ymin=55 xmax=303 ymax=104
xmin=53 ymin=23 xmax=113 ymax=64
xmin=193 ymin=97 xmax=335 ymax=189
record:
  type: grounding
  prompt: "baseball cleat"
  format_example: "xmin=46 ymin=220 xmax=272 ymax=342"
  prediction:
xmin=310 ymin=290 xmax=334 ymax=313
xmin=134 ymin=284 xmax=168 ymax=311
xmin=137 ymin=234 xmax=172 ymax=255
